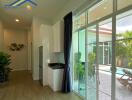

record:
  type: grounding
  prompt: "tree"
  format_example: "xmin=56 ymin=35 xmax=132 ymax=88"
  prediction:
xmin=116 ymin=31 xmax=132 ymax=68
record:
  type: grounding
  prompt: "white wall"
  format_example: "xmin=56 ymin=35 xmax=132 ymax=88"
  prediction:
xmin=4 ymin=29 xmax=28 ymax=71
xmin=0 ymin=20 xmax=4 ymax=51
xmin=27 ymin=30 xmax=32 ymax=71
xmin=40 ymin=24 xmax=53 ymax=85
xmin=32 ymin=17 xmax=41 ymax=80
xmin=32 ymin=17 xmax=53 ymax=81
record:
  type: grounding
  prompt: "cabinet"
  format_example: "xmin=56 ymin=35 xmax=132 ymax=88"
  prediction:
xmin=52 ymin=21 xmax=64 ymax=52
xmin=48 ymin=66 xmax=64 ymax=91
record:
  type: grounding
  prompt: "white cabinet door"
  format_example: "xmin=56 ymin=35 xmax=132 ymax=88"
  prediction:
xmin=48 ymin=67 xmax=64 ymax=92
xmin=53 ymin=21 xmax=64 ymax=52
xmin=53 ymin=69 xmax=64 ymax=91
xmin=48 ymin=67 xmax=53 ymax=89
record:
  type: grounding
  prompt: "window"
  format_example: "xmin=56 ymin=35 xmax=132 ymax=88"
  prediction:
xmin=117 ymin=0 xmax=132 ymax=10
xmin=88 ymin=0 xmax=113 ymax=23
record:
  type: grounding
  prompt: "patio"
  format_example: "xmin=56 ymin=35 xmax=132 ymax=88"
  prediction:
xmin=73 ymin=65 xmax=132 ymax=100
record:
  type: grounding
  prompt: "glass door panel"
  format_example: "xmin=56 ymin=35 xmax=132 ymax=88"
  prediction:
xmin=78 ymin=29 xmax=86 ymax=97
xmin=116 ymin=10 xmax=132 ymax=100
xmin=86 ymin=25 xmax=97 ymax=100
xmin=72 ymin=29 xmax=86 ymax=98
xmin=72 ymin=31 xmax=79 ymax=93
xmin=98 ymin=19 xmax=112 ymax=100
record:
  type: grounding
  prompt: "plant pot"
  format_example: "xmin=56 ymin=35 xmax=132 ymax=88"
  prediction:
xmin=0 ymin=81 xmax=8 ymax=87
xmin=0 ymin=70 xmax=7 ymax=83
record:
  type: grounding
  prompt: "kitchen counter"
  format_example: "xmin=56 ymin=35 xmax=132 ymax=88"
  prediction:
xmin=47 ymin=63 xmax=64 ymax=92
xmin=48 ymin=63 xmax=65 ymax=69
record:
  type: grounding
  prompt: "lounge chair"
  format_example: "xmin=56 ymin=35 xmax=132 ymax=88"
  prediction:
xmin=117 ymin=69 xmax=132 ymax=91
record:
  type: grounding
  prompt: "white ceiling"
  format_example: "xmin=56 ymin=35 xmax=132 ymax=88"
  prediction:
xmin=0 ymin=0 xmax=70 ymax=29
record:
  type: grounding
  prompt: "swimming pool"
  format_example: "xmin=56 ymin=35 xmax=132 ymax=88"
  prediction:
xmin=99 ymin=65 xmax=132 ymax=75
xmin=116 ymin=68 xmax=125 ymax=75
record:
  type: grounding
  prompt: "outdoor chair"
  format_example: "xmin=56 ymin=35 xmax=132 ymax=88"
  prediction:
xmin=117 ymin=69 xmax=132 ymax=91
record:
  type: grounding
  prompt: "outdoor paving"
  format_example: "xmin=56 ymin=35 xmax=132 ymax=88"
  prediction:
xmin=96 ymin=71 xmax=132 ymax=100
xmin=74 ymin=69 xmax=132 ymax=100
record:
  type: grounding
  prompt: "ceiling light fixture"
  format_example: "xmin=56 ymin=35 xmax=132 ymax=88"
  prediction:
xmin=26 ymin=5 xmax=32 ymax=10
xmin=104 ymin=7 xmax=107 ymax=9
xmin=15 ymin=19 xmax=20 ymax=22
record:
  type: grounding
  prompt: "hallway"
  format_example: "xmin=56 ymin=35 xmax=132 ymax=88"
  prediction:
xmin=0 ymin=71 xmax=82 ymax=100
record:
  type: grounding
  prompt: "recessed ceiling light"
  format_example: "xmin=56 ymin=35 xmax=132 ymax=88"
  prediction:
xmin=26 ymin=5 xmax=32 ymax=10
xmin=104 ymin=7 xmax=107 ymax=9
xmin=15 ymin=19 xmax=20 ymax=22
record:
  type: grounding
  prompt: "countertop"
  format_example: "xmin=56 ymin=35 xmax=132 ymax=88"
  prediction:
xmin=48 ymin=63 xmax=65 ymax=69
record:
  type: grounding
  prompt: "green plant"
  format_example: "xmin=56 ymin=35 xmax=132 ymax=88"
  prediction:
xmin=74 ymin=52 xmax=85 ymax=80
xmin=116 ymin=31 xmax=132 ymax=68
xmin=0 ymin=52 xmax=11 ymax=82
xmin=88 ymin=52 xmax=96 ymax=78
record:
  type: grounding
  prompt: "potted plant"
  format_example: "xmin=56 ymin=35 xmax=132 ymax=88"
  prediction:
xmin=88 ymin=52 xmax=96 ymax=78
xmin=0 ymin=52 xmax=11 ymax=83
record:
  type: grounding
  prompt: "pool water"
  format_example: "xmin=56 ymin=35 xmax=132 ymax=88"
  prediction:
xmin=116 ymin=68 xmax=125 ymax=75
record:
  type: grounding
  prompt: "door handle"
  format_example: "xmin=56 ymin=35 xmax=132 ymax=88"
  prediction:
xmin=96 ymin=68 xmax=100 ymax=85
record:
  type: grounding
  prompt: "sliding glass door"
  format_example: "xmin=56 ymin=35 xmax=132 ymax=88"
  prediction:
xmin=116 ymin=10 xmax=132 ymax=100
xmin=86 ymin=25 xmax=97 ymax=100
xmin=78 ymin=29 xmax=86 ymax=97
xmin=98 ymin=19 xmax=112 ymax=100
xmin=72 ymin=29 xmax=86 ymax=97
xmin=72 ymin=31 xmax=79 ymax=94
xmin=86 ymin=19 xmax=113 ymax=100
xmin=72 ymin=0 xmax=132 ymax=100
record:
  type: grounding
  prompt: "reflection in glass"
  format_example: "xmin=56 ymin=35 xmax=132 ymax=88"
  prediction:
xmin=73 ymin=13 xmax=86 ymax=31
xmin=117 ymin=0 xmax=132 ymax=10
xmin=88 ymin=0 xmax=113 ymax=23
